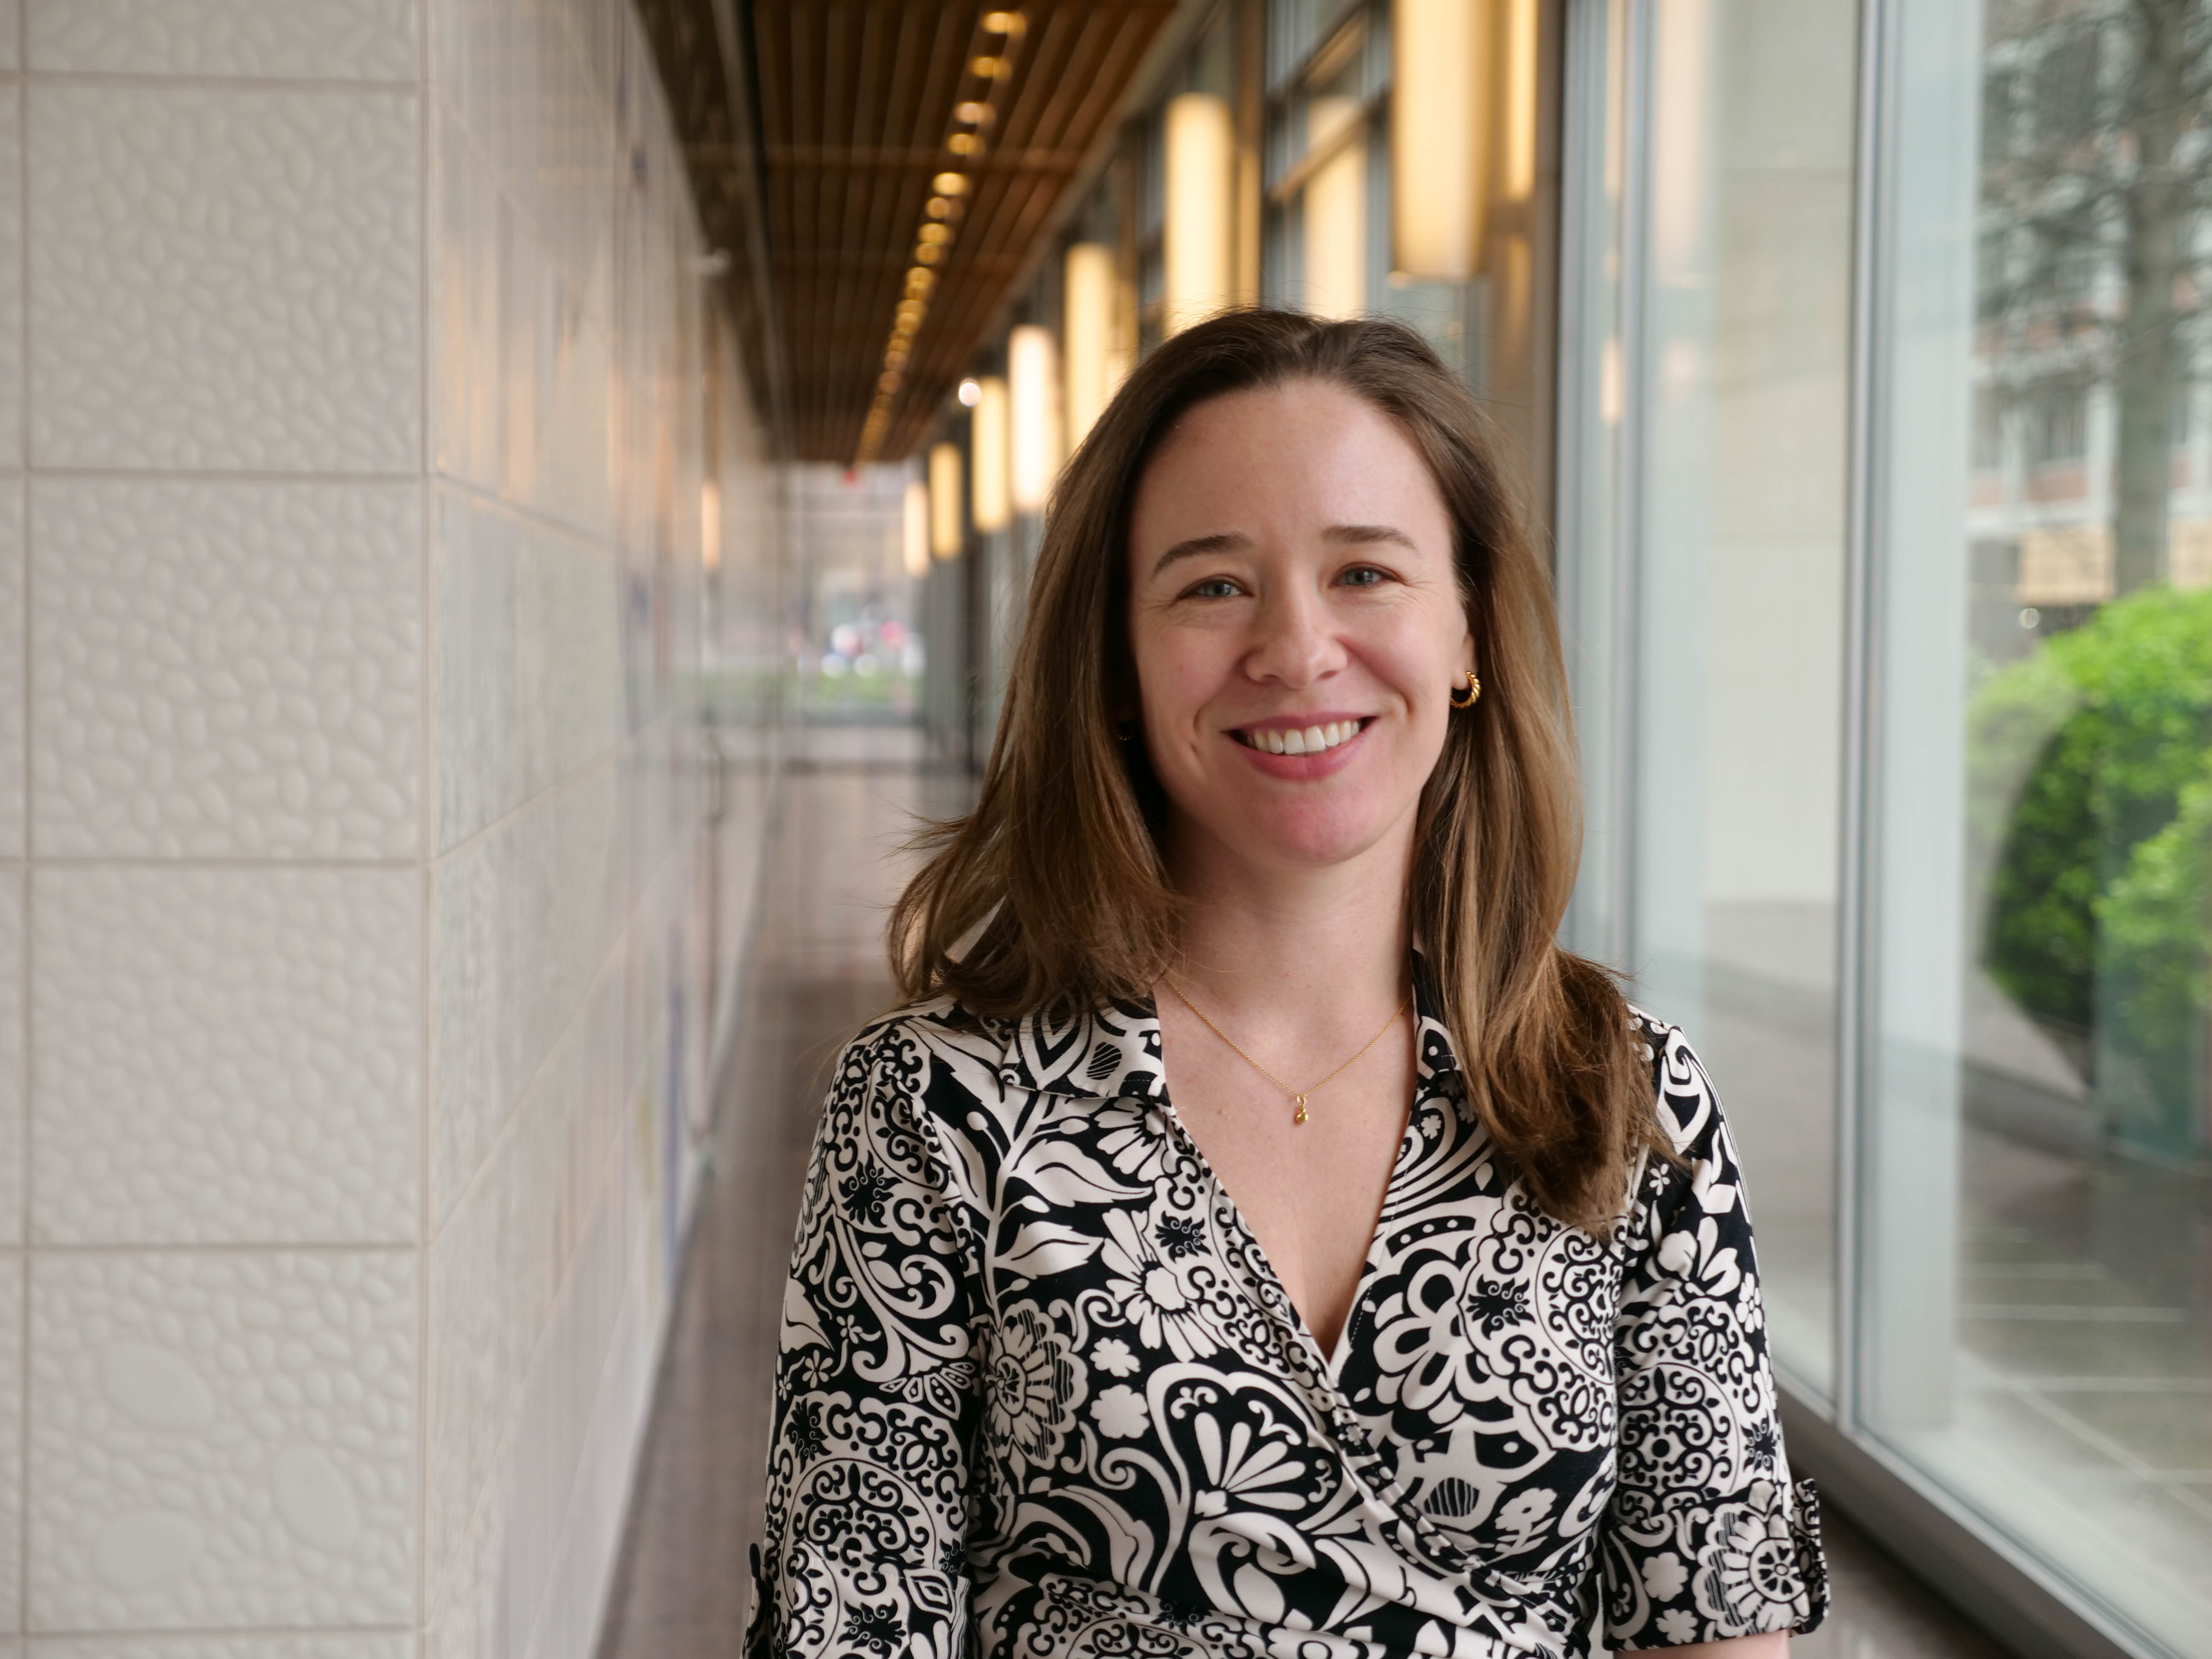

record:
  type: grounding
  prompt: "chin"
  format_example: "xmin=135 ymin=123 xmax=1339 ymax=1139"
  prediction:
xmin=1221 ymin=798 xmax=1406 ymax=871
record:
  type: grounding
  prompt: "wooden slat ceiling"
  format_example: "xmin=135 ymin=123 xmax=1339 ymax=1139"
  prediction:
xmin=751 ymin=0 xmax=1178 ymax=462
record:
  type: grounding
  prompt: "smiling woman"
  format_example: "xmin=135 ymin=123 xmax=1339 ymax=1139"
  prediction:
xmin=749 ymin=312 xmax=1828 ymax=1659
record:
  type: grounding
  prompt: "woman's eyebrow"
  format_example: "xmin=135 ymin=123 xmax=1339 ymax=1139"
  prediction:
xmin=1150 ymin=530 xmax=1252 ymax=577
xmin=1325 ymin=523 xmax=1417 ymax=550
xmin=1149 ymin=523 xmax=1416 ymax=579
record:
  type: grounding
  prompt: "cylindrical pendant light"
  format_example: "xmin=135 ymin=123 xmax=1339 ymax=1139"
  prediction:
xmin=1164 ymin=92 xmax=1234 ymax=335
xmin=1302 ymin=99 xmax=1366 ymax=318
xmin=1503 ymin=0 xmax=1538 ymax=200
xmin=928 ymin=442 xmax=963 ymax=559
xmin=1064 ymin=243 xmax=1117 ymax=447
xmin=1009 ymin=324 xmax=1063 ymax=513
xmin=972 ymin=375 xmax=1010 ymax=532
xmin=1391 ymin=0 xmax=1487 ymax=281
xmin=902 ymin=477 xmax=931 ymax=576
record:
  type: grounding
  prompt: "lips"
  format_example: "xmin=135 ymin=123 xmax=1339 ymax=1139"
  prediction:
xmin=1231 ymin=717 xmax=1370 ymax=756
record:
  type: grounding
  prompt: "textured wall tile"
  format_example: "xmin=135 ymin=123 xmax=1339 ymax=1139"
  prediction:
xmin=29 ymin=0 xmax=415 ymax=79
xmin=28 ymin=1641 xmax=409 ymax=1659
xmin=31 ymin=480 xmax=421 ymax=860
xmin=0 ymin=0 xmax=17 ymax=71
xmin=32 ymin=868 xmax=419 ymax=1245
xmin=430 ymin=765 xmax=618 ymax=1226
xmin=422 ymin=1432 xmax=504 ymax=1659
xmin=426 ymin=1007 xmax=586 ymax=1596
xmin=0 ymin=485 xmax=22 ymax=861
xmin=0 ymin=1254 xmax=23 ymax=1633
xmin=27 ymin=1252 xmax=417 ymax=1630
xmin=0 ymin=871 xmax=22 ymax=1246
xmin=433 ymin=492 xmax=621 ymax=851
xmin=0 ymin=88 xmax=26 ymax=476
xmin=29 ymin=86 xmax=419 ymax=472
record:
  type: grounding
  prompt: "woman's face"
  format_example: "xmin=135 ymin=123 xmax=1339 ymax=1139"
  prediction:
xmin=1126 ymin=378 xmax=1473 ymax=878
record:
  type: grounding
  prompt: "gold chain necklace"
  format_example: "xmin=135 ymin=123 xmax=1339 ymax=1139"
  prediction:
xmin=1164 ymin=978 xmax=1411 ymax=1126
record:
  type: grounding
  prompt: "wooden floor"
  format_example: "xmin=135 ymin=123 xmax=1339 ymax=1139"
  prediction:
xmin=593 ymin=725 xmax=2014 ymax=1659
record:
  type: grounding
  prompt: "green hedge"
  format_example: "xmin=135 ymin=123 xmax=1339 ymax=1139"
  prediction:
xmin=1976 ymin=584 xmax=2212 ymax=1157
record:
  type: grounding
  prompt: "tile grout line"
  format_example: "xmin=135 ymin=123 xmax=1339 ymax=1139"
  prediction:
xmin=416 ymin=0 xmax=436 ymax=1644
xmin=18 ymin=70 xmax=417 ymax=95
xmin=9 ymin=1242 xmax=420 ymax=1257
xmin=15 ymin=5 xmax=29 ymax=1630
xmin=6 ymin=467 xmax=425 ymax=484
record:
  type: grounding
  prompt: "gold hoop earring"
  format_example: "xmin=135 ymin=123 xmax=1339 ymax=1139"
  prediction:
xmin=1449 ymin=670 xmax=1481 ymax=710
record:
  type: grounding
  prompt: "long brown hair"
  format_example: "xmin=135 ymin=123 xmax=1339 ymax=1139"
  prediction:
xmin=891 ymin=309 xmax=1661 ymax=1228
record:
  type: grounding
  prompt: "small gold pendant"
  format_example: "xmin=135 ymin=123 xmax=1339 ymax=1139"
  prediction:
xmin=1292 ymin=1094 xmax=1308 ymax=1126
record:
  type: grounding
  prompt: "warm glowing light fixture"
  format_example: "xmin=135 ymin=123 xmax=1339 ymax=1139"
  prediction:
xmin=1164 ymin=94 xmax=1234 ymax=335
xmin=903 ymin=479 xmax=931 ymax=576
xmin=958 ymin=377 xmax=982 ymax=407
xmin=1009 ymin=326 xmax=1063 ymax=513
xmin=1063 ymin=243 xmax=1117 ymax=446
xmin=1391 ymin=0 xmax=1486 ymax=281
xmin=855 ymin=10 xmax=1027 ymax=463
xmin=972 ymin=376 xmax=1010 ymax=531
xmin=929 ymin=442 xmax=964 ymax=558
xmin=1504 ymin=0 xmax=1538 ymax=199
xmin=1303 ymin=98 xmax=1366 ymax=317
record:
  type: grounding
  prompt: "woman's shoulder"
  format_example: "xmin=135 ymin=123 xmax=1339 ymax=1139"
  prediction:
xmin=832 ymin=994 xmax=1015 ymax=1106
xmin=842 ymin=991 xmax=1166 ymax=1108
xmin=1622 ymin=1004 xmax=1733 ymax=1164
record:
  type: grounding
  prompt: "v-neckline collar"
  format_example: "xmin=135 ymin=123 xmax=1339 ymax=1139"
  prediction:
xmin=1045 ymin=957 xmax=1463 ymax=1369
xmin=956 ymin=958 xmax=1550 ymax=1590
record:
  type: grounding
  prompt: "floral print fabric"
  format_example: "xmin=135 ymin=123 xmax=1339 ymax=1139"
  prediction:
xmin=748 ymin=969 xmax=1827 ymax=1658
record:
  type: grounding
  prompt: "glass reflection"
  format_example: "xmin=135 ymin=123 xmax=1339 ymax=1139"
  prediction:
xmin=1872 ymin=0 xmax=2212 ymax=1648
xmin=1582 ymin=0 xmax=1859 ymax=1396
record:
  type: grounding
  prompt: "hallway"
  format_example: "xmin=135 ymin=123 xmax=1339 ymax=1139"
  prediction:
xmin=593 ymin=726 xmax=2008 ymax=1659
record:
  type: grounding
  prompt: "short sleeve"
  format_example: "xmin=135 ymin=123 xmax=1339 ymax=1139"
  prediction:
xmin=748 ymin=1019 xmax=986 ymax=1659
xmin=1597 ymin=1023 xmax=1828 ymax=1649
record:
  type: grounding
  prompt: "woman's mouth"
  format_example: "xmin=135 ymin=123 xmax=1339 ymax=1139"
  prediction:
xmin=1232 ymin=718 xmax=1370 ymax=756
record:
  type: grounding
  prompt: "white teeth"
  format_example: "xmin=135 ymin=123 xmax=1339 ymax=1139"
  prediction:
xmin=1244 ymin=720 xmax=1362 ymax=755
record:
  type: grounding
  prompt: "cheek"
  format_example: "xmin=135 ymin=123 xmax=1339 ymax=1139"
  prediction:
xmin=1132 ymin=623 xmax=1231 ymax=725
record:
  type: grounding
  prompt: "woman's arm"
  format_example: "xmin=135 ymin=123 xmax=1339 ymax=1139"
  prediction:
xmin=1594 ymin=1024 xmax=1828 ymax=1650
xmin=748 ymin=1020 xmax=986 ymax=1659
xmin=1670 ymin=1635 xmax=1790 ymax=1659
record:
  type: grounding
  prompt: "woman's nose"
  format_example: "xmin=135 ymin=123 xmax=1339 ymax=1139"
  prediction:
xmin=1245 ymin=587 xmax=1344 ymax=686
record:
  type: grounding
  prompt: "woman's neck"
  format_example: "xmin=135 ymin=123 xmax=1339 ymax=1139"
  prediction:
xmin=1162 ymin=815 xmax=1414 ymax=1030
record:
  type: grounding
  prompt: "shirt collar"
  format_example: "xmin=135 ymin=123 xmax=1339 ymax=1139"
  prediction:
xmin=987 ymin=952 xmax=1463 ymax=1104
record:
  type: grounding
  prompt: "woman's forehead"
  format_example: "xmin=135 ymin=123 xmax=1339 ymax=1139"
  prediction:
xmin=1130 ymin=382 xmax=1447 ymax=547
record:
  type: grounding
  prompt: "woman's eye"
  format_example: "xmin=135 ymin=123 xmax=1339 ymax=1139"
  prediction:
xmin=1187 ymin=578 xmax=1242 ymax=600
xmin=1339 ymin=565 xmax=1389 ymax=588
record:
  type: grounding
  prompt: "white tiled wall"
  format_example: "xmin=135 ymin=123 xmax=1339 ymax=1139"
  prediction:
xmin=2 ymin=0 xmax=786 ymax=1653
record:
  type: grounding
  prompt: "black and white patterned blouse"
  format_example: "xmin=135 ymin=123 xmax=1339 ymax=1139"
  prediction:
xmin=748 ymin=964 xmax=1828 ymax=1658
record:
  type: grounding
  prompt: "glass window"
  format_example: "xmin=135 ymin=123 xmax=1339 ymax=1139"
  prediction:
xmin=1562 ymin=0 xmax=1860 ymax=1398
xmin=1865 ymin=0 xmax=2212 ymax=1648
xmin=1261 ymin=0 xmax=1561 ymax=502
